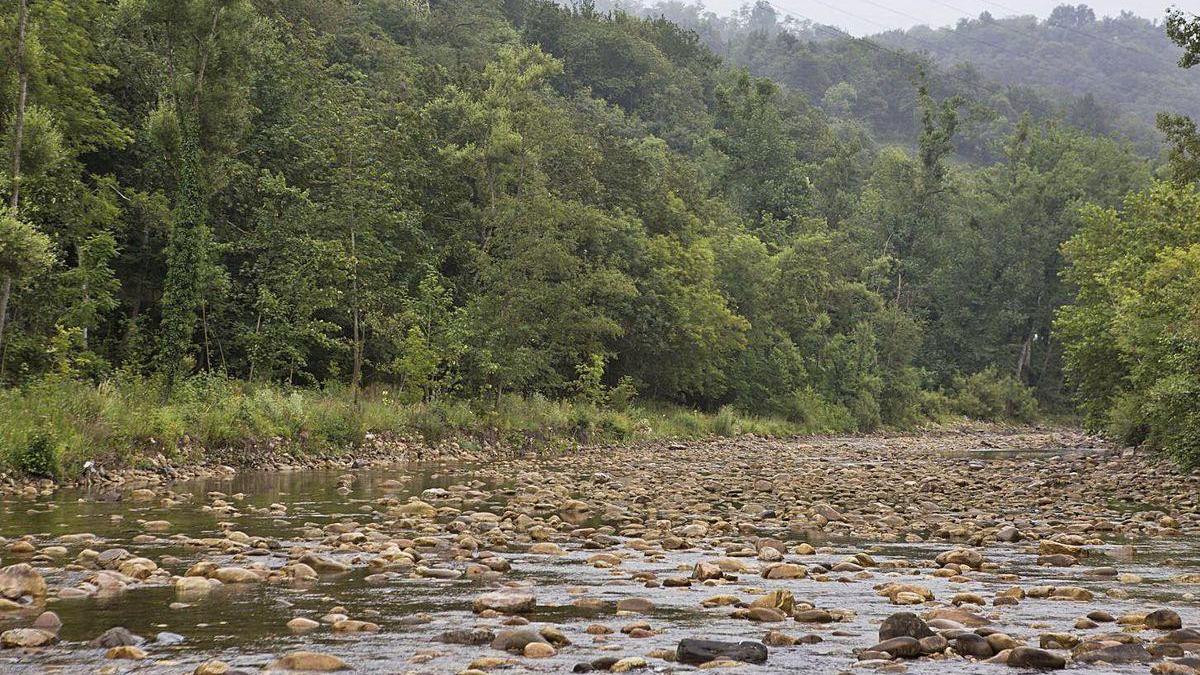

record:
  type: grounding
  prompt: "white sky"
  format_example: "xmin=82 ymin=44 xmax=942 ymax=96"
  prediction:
xmin=700 ymin=0 xmax=1174 ymax=35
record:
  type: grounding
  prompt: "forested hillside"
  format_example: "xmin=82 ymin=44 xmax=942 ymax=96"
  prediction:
xmin=600 ymin=1 xmax=1164 ymax=159
xmin=0 ymin=0 xmax=1184 ymax=475
xmin=875 ymin=5 xmax=1194 ymax=145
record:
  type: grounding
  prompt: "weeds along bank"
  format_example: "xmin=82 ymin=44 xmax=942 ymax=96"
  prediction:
xmin=0 ymin=372 xmax=1038 ymax=480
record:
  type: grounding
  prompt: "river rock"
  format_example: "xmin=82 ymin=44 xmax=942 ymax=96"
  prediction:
xmin=880 ymin=612 xmax=935 ymax=641
xmin=0 ymin=563 xmax=46 ymax=599
xmin=106 ymin=645 xmax=148 ymax=659
xmin=1007 ymin=647 xmax=1066 ymax=669
xmin=869 ymin=637 xmax=922 ymax=658
xmin=269 ymin=651 xmax=350 ymax=671
xmin=89 ymin=627 xmax=144 ymax=648
xmin=1147 ymin=609 xmax=1184 ymax=630
xmin=473 ymin=590 xmax=535 ymax=614
xmin=676 ymin=638 xmax=768 ymax=665
xmin=1075 ymin=643 xmax=1156 ymax=664
xmin=1 ymin=628 xmax=57 ymax=648
xmin=491 ymin=629 xmax=549 ymax=653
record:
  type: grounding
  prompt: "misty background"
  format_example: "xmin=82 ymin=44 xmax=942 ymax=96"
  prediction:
xmin=634 ymin=0 xmax=1168 ymax=34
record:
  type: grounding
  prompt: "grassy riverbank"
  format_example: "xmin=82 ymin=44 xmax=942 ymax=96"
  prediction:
xmin=0 ymin=371 xmax=1041 ymax=479
xmin=0 ymin=376 xmax=805 ymax=478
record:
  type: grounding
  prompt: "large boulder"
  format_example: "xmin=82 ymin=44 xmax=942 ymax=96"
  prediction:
xmin=676 ymin=639 xmax=768 ymax=665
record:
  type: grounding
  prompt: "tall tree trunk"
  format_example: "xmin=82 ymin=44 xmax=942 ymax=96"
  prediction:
xmin=350 ymin=230 xmax=362 ymax=401
xmin=0 ymin=0 xmax=29 ymax=355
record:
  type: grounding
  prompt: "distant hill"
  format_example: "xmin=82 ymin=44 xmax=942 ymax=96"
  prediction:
xmin=597 ymin=1 xmax=1162 ymax=160
xmin=874 ymin=5 xmax=1193 ymax=141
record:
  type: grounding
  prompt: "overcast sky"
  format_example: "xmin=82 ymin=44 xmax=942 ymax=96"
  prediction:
xmin=700 ymin=0 xmax=1172 ymax=35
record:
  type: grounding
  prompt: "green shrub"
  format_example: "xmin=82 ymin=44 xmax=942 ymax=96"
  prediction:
xmin=15 ymin=432 xmax=61 ymax=478
xmin=949 ymin=368 xmax=1039 ymax=423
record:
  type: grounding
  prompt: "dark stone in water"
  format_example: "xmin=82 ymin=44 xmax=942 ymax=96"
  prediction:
xmin=677 ymin=638 xmax=768 ymax=665
xmin=88 ymin=627 xmax=144 ymax=648
xmin=1007 ymin=647 xmax=1066 ymax=669
xmin=491 ymin=629 xmax=548 ymax=653
xmin=439 ymin=628 xmax=495 ymax=646
xmin=951 ymin=632 xmax=993 ymax=659
xmin=879 ymin=612 xmax=935 ymax=641
xmin=869 ymin=636 xmax=921 ymax=658
xmin=574 ymin=657 xmax=620 ymax=672
xmin=1146 ymin=609 xmax=1183 ymax=630
xmin=1075 ymin=643 xmax=1156 ymax=664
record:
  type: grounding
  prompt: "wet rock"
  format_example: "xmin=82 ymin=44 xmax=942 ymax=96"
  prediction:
xmin=491 ymin=629 xmax=549 ymax=653
xmin=288 ymin=618 xmax=320 ymax=632
xmin=1007 ymin=647 xmax=1066 ymax=669
xmin=0 ymin=563 xmax=46 ymax=599
xmin=524 ymin=642 xmax=556 ymax=657
xmin=795 ymin=608 xmax=835 ymax=623
xmin=925 ymin=607 xmax=990 ymax=627
xmin=676 ymin=638 xmax=768 ymax=665
xmin=879 ymin=613 xmax=934 ymax=641
xmin=89 ymin=627 xmax=144 ymax=648
xmin=746 ymin=606 xmax=787 ymax=622
xmin=762 ymin=563 xmax=807 ymax=580
xmin=176 ymin=575 xmax=215 ymax=595
xmin=1 ymin=628 xmax=57 ymax=648
xmin=1147 ymin=609 xmax=1184 ymax=630
xmin=1075 ymin=643 xmax=1156 ymax=664
xmin=616 ymin=597 xmax=653 ymax=613
xmin=935 ymin=548 xmax=983 ymax=569
xmin=31 ymin=611 xmax=61 ymax=633
xmin=106 ymin=645 xmax=148 ymax=659
xmin=269 ymin=651 xmax=350 ymax=671
xmin=919 ymin=635 xmax=949 ymax=654
xmin=611 ymin=656 xmax=648 ymax=672
xmin=439 ymin=628 xmax=494 ymax=645
xmin=951 ymin=632 xmax=994 ymax=659
xmin=869 ymin=637 xmax=922 ymax=658
xmin=1160 ymin=629 xmax=1200 ymax=644
xmin=473 ymin=590 xmax=536 ymax=614
xmin=996 ymin=526 xmax=1022 ymax=542
xmin=299 ymin=553 xmax=350 ymax=574
xmin=154 ymin=632 xmax=186 ymax=645
xmin=692 ymin=561 xmax=723 ymax=581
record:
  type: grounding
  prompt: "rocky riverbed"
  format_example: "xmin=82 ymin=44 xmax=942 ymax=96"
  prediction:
xmin=1 ymin=429 xmax=1200 ymax=673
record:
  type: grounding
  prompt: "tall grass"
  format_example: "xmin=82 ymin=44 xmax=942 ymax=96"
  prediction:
xmin=0 ymin=375 xmax=820 ymax=478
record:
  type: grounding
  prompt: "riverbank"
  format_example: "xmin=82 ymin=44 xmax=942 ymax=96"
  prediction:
xmin=2 ymin=429 xmax=1198 ymax=673
xmin=0 ymin=374 xmax=1041 ymax=486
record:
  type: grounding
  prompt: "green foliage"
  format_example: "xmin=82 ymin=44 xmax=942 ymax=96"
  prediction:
xmin=13 ymin=432 xmax=61 ymax=478
xmin=0 ymin=211 xmax=53 ymax=280
xmin=1056 ymin=182 xmax=1200 ymax=464
xmin=949 ymin=367 xmax=1039 ymax=423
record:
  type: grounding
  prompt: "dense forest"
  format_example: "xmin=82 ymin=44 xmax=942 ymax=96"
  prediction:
xmin=876 ymin=5 xmax=1195 ymax=146
xmin=598 ymin=1 xmax=1171 ymax=158
xmin=0 ymin=0 xmax=1196 ymax=474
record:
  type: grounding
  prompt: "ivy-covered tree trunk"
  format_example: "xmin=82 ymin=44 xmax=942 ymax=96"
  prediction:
xmin=158 ymin=118 xmax=214 ymax=383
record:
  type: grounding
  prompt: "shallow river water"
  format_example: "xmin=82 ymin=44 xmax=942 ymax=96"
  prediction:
xmin=1 ymin=433 xmax=1198 ymax=673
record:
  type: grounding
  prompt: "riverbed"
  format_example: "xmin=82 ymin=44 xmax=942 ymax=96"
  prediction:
xmin=1 ymin=430 xmax=1199 ymax=673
